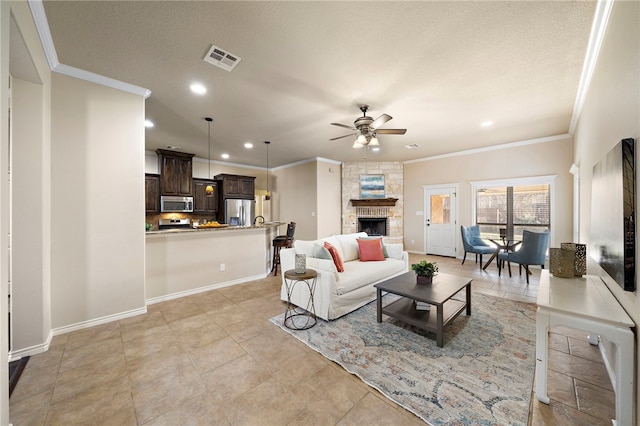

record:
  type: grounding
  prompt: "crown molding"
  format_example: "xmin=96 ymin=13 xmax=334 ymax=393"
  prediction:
xmin=568 ymin=0 xmax=615 ymax=134
xmin=27 ymin=0 xmax=58 ymax=70
xmin=404 ymin=134 xmax=571 ymax=164
xmin=270 ymin=156 xmax=341 ymax=171
xmin=316 ymin=157 xmax=343 ymax=166
xmin=28 ymin=0 xmax=151 ymax=99
xmin=53 ymin=64 xmax=151 ymax=98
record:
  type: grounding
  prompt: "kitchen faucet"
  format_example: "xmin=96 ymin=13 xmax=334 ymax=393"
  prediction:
xmin=254 ymin=215 xmax=265 ymax=225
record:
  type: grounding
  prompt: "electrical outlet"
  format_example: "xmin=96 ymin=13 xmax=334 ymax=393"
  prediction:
xmin=411 ymin=240 xmax=415 ymax=244
xmin=219 ymin=264 xmax=225 ymax=271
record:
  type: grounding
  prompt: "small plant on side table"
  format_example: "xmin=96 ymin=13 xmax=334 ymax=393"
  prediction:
xmin=411 ymin=260 xmax=438 ymax=285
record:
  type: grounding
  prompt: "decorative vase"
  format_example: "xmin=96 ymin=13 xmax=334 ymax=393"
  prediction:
xmin=560 ymin=242 xmax=587 ymax=276
xmin=416 ymin=275 xmax=432 ymax=285
xmin=295 ymin=254 xmax=306 ymax=274
xmin=550 ymin=248 xmax=575 ymax=278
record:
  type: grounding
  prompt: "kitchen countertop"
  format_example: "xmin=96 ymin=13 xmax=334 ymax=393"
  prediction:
xmin=146 ymin=222 xmax=285 ymax=235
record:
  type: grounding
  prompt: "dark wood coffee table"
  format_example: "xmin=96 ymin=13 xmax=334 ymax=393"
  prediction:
xmin=374 ymin=272 xmax=472 ymax=347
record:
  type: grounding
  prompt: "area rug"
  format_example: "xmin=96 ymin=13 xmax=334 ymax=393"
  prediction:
xmin=270 ymin=292 xmax=536 ymax=425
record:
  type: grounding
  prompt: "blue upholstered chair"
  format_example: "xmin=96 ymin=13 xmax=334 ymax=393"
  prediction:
xmin=498 ymin=230 xmax=550 ymax=284
xmin=460 ymin=225 xmax=494 ymax=267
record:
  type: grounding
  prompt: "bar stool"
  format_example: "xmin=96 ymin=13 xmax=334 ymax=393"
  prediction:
xmin=272 ymin=222 xmax=296 ymax=276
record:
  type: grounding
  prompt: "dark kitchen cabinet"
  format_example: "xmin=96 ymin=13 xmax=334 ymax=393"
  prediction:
xmin=157 ymin=149 xmax=194 ymax=196
xmin=193 ymin=179 xmax=218 ymax=213
xmin=214 ymin=174 xmax=255 ymax=200
xmin=145 ymin=174 xmax=160 ymax=213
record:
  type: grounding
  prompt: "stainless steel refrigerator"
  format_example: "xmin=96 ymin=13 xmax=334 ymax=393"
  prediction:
xmin=224 ymin=198 xmax=255 ymax=227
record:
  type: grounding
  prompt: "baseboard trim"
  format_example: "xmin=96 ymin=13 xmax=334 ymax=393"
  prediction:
xmin=9 ymin=329 xmax=53 ymax=360
xmin=11 ymin=275 xmax=270 ymax=351
xmin=146 ymin=274 xmax=267 ymax=305
xmin=52 ymin=306 xmax=148 ymax=337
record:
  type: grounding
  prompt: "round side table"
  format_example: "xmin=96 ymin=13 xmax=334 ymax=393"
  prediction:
xmin=283 ymin=269 xmax=318 ymax=330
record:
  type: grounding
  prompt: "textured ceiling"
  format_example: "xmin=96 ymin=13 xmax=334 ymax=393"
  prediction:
xmin=42 ymin=1 xmax=596 ymax=168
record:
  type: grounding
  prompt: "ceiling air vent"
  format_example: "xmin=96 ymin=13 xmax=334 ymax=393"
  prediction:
xmin=405 ymin=143 xmax=421 ymax=149
xmin=203 ymin=44 xmax=241 ymax=72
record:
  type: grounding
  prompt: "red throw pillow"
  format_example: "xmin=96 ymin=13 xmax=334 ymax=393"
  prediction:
xmin=357 ymin=238 xmax=385 ymax=261
xmin=324 ymin=241 xmax=345 ymax=272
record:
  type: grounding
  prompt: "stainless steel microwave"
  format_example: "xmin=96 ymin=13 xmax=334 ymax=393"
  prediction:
xmin=160 ymin=196 xmax=194 ymax=213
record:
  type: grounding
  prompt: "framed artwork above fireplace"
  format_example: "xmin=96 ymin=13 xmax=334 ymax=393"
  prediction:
xmin=360 ymin=174 xmax=385 ymax=199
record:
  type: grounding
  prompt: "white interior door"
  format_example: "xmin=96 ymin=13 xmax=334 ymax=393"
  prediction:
xmin=424 ymin=186 xmax=457 ymax=256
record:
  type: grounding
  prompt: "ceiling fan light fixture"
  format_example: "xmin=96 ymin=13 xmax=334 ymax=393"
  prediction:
xmin=329 ymin=105 xmax=407 ymax=148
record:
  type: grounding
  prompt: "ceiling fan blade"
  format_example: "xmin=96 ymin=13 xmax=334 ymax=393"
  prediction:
xmin=370 ymin=114 xmax=392 ymax=129
xmin=376 ymin=128 xmax=407 ymax=135
xmin=329 ymin=132 xmax=357 ymax=141
xmin=331 ymin=122 xmax=356 ymax=130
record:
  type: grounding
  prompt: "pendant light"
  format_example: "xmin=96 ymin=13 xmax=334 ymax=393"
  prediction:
xmin=204 ymin=117 xmax=214 ymax=195
xmin=264 ymin=141 xmax=271 ymax=200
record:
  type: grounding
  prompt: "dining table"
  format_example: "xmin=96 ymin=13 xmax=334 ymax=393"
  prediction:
xmin=482 ymin=238 xmax=521 ymax=270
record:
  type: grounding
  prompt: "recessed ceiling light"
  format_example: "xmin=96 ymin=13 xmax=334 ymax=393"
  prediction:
xmin=481 ymin=120 xmax=494 ymax=127
xmin=190 ymin=83 xmax=207 ymax=95
xmin=405 ymin=143 xmax=420 ymax=149
xmin=144 ymin=119 xmax=154 ymax=128
xmin=221 ymin=153 xmax=230 ymax=159
xmin=244 ymin=143 xmax=253 ymax=149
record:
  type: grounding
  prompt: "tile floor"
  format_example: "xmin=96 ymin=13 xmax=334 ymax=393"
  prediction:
xmin=9 ymin=254 xmax=615 ymax=425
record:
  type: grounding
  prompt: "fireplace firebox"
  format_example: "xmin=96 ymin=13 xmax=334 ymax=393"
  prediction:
xmin=358 ymin=217 xmax=387 ymax=236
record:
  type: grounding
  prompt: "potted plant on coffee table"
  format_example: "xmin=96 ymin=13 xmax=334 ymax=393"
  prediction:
xmin=411 ymin=260 xmax=438 ymax=285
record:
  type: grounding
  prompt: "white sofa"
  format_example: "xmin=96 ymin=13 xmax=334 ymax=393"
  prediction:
xmin=279 ymin=232 xmax=409 ymax=320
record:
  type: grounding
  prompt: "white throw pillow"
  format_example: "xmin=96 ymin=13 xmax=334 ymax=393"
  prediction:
xmin=336 ymin=232 xmax=368 ymax=262
xmin=385 ymin=243 xmax=403 ymax=260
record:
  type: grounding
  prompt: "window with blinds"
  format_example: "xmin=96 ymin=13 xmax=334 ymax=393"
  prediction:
xmin=476 ymin=184 xmax=550 ymax=240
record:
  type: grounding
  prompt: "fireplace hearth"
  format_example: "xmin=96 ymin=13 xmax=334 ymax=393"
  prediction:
xmin=358 ymin=217 xmax=388 ymax=236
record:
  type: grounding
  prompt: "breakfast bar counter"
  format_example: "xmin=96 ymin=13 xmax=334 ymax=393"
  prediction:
xmin=145 ymin=223 xmax=282 ymax=302
xmin=145 ymin=221 xmax=285 ymax=236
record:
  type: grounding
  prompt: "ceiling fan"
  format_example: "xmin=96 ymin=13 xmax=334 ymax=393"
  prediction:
xmin=330 ymin=105 xmax=407 ymax=148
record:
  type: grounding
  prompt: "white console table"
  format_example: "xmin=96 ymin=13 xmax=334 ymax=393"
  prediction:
xmin=536 ymin=270 xmax=635 ymax=426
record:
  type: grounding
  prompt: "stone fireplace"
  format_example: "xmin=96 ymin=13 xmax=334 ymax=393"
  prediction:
xmin=341 ymin=162 xmax=404 ymax=244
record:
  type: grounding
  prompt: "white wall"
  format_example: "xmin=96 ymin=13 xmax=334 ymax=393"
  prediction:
xmin=573 ymin=0 xmax=640 ymax=420
xmin=146 ymin=227 xmax=276 ymax=301
xmin=316 ymin=159 xmax=342 ymax=238
xmin=403 ymin=136 xmax=574 ymax=254
xmin=50 ymin=73 xmax=146 ymax=329
xmin=273 ymin=160 xmax=317 ymax=240
xmin=2 ymin=1 xmax=54 ymax=422
xmin=0 ymin=2 xmax=10 ymax=423
xmin=11 ymin=77 xmax=52 ymax=354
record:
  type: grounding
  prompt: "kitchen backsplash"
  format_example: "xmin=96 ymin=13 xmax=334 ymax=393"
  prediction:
xmin=145 ymin=213 xmax=217 ymax=230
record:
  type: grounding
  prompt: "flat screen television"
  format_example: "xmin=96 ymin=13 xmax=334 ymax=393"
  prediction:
xmin=590 ymin=138 xmax=635 ymax=291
